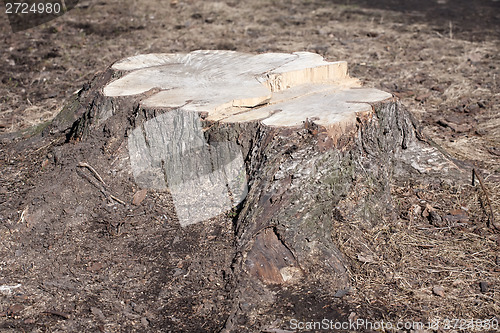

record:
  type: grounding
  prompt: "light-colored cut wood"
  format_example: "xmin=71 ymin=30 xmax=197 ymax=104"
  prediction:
xmin=103 ymin=50 xmax=392 ymax=137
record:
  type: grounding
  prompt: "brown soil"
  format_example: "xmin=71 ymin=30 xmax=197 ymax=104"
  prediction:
xmin=0 ymin=0 xmax=499 ymax=332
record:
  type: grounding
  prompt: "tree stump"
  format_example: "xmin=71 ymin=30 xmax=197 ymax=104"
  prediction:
xmin=50 ymin=50 xmax=460 ymax=330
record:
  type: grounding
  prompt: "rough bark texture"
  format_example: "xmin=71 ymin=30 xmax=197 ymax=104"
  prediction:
xmin=44 ymin=51 xmax=462 ymax=331
xmin=208 ymin=99 xmax=460 ymax=330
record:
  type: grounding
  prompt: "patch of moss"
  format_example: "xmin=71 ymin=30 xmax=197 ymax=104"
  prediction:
xmin=51 ymin=94 xmax=80 ymax=129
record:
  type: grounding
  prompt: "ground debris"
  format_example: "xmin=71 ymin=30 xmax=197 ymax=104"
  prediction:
xmin=42 ymin=310 xmax=70 ymax=319
xmin=432 ymin=286 xmax=445 ymax=297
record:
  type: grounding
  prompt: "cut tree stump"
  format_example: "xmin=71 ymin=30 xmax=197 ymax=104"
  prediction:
xmin=48 ymin=50 xmax=461 ymax=331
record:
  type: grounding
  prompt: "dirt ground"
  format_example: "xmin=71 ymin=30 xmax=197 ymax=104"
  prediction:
xmin=0 ymin=0 xmax=499 ymax=332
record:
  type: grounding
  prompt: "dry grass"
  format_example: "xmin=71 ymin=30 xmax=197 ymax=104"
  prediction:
xmin=480 ymin=178 xmax=500 ymax=231
xmin=333 ymin=179 xmax=499 ymax=322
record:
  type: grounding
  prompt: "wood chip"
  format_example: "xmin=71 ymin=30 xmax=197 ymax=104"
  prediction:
xmin=132 ymin=189 xmax=147 ymax=206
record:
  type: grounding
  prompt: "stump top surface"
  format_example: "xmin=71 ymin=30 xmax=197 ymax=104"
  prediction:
xmin=103 ymin=50 xmax=392 ymax=131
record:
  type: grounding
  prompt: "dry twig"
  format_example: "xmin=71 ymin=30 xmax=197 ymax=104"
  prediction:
xmin=77 ymin=162 xmax=106 ymax=185
xmin=76 ymin=162 xmax=125 ymax=205
xmin=473 ymin=168 xmax=497 ymax=229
